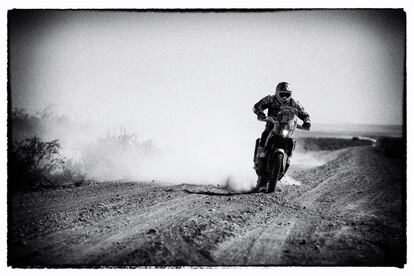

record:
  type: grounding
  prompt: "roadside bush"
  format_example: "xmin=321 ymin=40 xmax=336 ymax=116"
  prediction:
xmin=9 ymin=137 xmax=64 ymax=190
xmin=50 ymin=158 xmax=89 ymax=187
xmin=374 ymin=137 xmax=404 ymax=159
xmin=97 ymin=128 xmax=153 ymax=151
xmin=9 ymin=108 xmax=95 ymax=190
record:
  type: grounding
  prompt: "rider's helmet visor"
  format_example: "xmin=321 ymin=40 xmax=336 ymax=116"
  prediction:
xmin=279 ymin=92 xmax=291 ymax=99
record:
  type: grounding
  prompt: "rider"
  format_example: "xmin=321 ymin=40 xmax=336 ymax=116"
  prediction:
xmin=253 ymin=81 xmax=311 ymax=160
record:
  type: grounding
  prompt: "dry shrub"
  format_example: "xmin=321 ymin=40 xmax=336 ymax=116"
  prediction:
xmin=50 ymin=158 xmax=89 ymax=187
xmin=9 ymin=137 xmax=64 ymax=190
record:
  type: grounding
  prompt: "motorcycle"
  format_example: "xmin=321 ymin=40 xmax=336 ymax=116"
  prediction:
xmin=253 ymin=105 xmax=309 ymax=193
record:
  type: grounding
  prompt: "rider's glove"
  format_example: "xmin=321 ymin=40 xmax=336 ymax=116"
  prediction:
xmin=302 ymin=122 xmax=311 ymax=130
xmin=257 ymin=112 xmax=266 ymax=120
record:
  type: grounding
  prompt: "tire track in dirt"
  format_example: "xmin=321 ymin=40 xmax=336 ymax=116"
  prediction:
xmin=25 ymin=194 xmax=205 ymax=265
xmin=278 ymin=146 xmax=404 ymax=265
xmin=213 ymin=214 xmax=297 ymax=265
xmin=72 ymin=194 xmax=202 ymax=264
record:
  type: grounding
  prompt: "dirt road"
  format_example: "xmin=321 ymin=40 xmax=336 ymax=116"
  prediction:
xmin=9 ymin=145 xmax=405 ymax=267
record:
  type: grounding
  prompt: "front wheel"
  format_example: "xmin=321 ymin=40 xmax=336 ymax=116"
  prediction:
xmin=268 ymin=152 xmax=284 ymax=193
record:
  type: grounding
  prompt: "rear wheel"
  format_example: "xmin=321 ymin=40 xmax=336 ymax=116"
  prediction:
xmin=268 ymin=152 xmax=284 ymax=193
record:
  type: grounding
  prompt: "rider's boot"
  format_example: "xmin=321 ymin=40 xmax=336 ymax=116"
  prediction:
xmin=253 ymin=146 xmax=266 ymax=170
xmin=257 ymin=145 xmax=266 ymax=158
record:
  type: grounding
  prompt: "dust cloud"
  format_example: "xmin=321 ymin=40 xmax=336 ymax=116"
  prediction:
xmin=28 ymin=109 xmax=259 ymax=191
xmin=23 ymin=108 xmax=343 ymax=191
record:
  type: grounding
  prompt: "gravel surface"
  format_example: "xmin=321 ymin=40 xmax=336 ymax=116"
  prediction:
xmin=8 ymin=146 xmax=405 ymax=267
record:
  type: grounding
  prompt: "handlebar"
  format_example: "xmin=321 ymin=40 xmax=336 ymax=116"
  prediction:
xmin=258 ymin=116 xmax=277 ymax=124
xmin=296 ymin=125 xmax=310 ymax=131
xmin=258 ymin=116 xmax=309 ymax=131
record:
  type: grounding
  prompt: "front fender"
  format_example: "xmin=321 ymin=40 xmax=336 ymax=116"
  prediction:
xmin=275 ymin=148 xmax=285 ymax=154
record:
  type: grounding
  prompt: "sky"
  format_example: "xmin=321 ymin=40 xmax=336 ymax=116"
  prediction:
xmin=7 ymin=10 xmax=406 ymax=185
xmin=9 ymin=10 xmax=405 ymax=129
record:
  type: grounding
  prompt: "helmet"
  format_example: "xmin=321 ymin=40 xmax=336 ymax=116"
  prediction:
xmin=275 ymin=82 xmax=292 ymax=104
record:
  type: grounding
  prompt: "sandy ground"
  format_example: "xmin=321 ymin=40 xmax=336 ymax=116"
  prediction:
xmin=8 ymin=145 xmax=405 ymax=267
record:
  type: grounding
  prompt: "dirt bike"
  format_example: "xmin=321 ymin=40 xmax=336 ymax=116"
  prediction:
xmin=253 ymin=106 xmax=309 ymax=193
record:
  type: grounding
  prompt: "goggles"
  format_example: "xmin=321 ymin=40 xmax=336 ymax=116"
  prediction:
xmin=279 ymin=92 xmax=291 ymax=98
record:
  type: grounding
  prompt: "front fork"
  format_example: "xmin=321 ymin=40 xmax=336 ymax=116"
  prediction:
xmin=280 ymin=153 xmax=290 ymax=179
xmin=270 ymin=148 xmax=289 ymax=173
